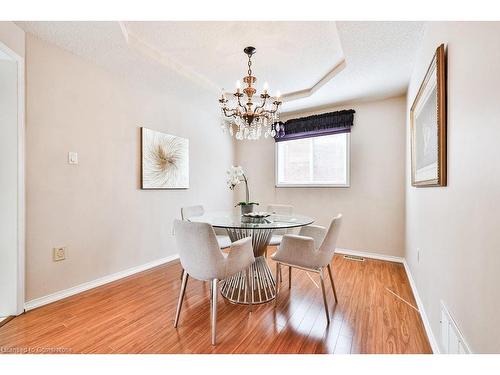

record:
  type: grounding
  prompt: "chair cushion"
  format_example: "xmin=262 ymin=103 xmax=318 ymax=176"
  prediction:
xmin=270 ymin=234 xmax=322 ymax=271
xmin=269 ymin=234 xmax=283 ymax=246
xmin=216 ymin=235 xmax=232 ymax=249
xmin=271 ymin=250 xmax=320 ymax=271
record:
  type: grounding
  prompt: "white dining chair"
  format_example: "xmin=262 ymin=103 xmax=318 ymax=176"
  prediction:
xmin=266 ymin=204 xmax=294 ymax=282
xmin=179 ymin=205 xmax=232 ymax=280
xmin=267 ymin=204 xmax=294 ymax=247
xmin=271 ymin=214 xmax=342 ymax=324
xmin=181 ymin=205 xmax=231 ymax=249
xmin=173 ymin=220 xmax=255 ymax=345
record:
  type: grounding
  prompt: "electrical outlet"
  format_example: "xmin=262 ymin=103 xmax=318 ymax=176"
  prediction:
xmin=53 ymin=247 xmax=66 ymax=261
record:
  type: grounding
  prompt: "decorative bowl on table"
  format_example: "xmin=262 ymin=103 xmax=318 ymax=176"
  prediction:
xmin=241 ymin=212 xmax=272 ymax=224
xmin=242 ymin=212 xmax=271 ymax=218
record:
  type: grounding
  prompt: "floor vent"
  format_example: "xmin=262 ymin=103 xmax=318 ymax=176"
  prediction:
xmin=343 ymin=255 xmax=365 ymax=262
xmin=440 ymin=301 xmax=471 ymax=354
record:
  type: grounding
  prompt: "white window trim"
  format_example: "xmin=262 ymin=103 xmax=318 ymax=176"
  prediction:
xmin=274 ymin=133 xmax=351 ymax=188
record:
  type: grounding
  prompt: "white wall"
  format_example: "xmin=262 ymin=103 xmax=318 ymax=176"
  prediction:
xmin=235 ymin=96 xmax=406 ymax=257
xmin=0 ymin=58 xmax=18 ymax=316
xmin=405 ymin=22 xmax=500 ymax=353
xmin=0 ymin=21 xmax=25 ymax=316
xmin=25 ymin=34 xmax=234 ymax=301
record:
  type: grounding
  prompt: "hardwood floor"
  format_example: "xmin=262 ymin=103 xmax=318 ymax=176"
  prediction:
xmin=0 ymin=252 xmax=432 ymax=354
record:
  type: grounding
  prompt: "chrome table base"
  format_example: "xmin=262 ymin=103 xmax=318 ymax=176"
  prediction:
xmin=221 ymin=228 xmax=276 ymax=304
xmin=226 ymin=228 xmax=273 ymax=257
xmin=221 ymin=256 xmax=276 ymax=304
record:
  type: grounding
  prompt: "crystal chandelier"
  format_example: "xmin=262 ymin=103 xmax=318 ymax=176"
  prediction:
xmin=219 ymin=46 xmax=282 ymax=140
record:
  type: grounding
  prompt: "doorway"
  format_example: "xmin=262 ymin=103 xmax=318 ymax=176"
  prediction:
xmin=0 ymin=40 xmax=25 ymax=321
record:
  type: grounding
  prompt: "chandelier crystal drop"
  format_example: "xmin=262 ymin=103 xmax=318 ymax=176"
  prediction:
xmin=219 ymin=46 xmax=283 ymax=141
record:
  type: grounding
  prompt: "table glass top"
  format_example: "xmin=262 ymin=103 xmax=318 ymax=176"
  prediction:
xmin=188 ymin=210 xmax=314 ymax=229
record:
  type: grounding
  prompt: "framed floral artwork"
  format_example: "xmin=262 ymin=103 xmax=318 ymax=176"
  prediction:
xmin=141 ymin=127 xmax=189 ymax=189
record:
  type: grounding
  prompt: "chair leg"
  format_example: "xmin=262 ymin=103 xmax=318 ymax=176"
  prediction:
xmin=210 ymin=278 xmax=218 ymax=345
xmin=174 ymin=269 xmax=189 ymax=328
xmin=319 ymin=268 xmax=331 ymax=325
xmin=274 ymin=262 xmax=281 ymax=307
xmin=288 ymin=266 xmax=292 ymax=289
xmin=327 ymin=264 xmax=338 ymax=303
xmin=245 ymin=268 xmax=253 ymax=312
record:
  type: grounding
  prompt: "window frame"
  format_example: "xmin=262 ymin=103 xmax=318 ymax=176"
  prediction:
xmin=274 ymin=132 xmax=351 ymax=188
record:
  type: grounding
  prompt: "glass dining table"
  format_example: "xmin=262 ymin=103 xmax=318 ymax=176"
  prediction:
xmin=188 ymin=211 xmax=314 ymax=305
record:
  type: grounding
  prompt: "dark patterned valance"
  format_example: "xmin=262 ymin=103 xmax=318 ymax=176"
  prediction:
xmin=274 ymin=109 xmax=355 ymax=142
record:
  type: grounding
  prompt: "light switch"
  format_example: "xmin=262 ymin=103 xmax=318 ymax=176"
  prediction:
xmin=68 ymin=152 xmax=78 ymax=165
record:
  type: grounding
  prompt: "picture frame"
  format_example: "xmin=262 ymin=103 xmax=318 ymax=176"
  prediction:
xmin=141 ymin=127 xmax=189 ymax=190
xmin=410 ymin=44 xmax=447 ymax=187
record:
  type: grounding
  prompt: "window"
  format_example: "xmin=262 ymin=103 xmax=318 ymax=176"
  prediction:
xmin=275 ymin=133 xmax=350 ymax=187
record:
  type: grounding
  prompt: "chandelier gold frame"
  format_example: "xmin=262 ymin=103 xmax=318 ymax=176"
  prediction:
xmin=219 ymin=46 xmax=282 ymax=140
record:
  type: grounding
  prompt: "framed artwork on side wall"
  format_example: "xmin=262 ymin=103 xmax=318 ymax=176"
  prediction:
xmin=410 ymin=43 xmax=447 ymax=187
xmin=141 ymin=127 xmax=189 ymax=189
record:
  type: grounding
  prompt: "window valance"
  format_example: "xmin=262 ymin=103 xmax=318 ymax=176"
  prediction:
xmin=274 ymin=109 xmax=355 ymax=142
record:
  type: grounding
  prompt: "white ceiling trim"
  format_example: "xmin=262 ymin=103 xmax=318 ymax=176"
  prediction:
xmin=118 ymin=21 xmax=220 ymax=93
xmin=118 ymin=21 xmax=346 ymax=103
xmin=283 ymin=59 xmax=346 ymax=101
xmin=118 ymin=21 xmax=129 ymax=44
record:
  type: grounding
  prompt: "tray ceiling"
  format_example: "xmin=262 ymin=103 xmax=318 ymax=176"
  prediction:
xmin=17 ymin=21 xmax=424 ymax=113
xmin=124 ymin=21 xmax=345 ymax=96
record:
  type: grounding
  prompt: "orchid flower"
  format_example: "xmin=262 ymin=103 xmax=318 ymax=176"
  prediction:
xmin=226 ymin=165 xmax=251 ymax=204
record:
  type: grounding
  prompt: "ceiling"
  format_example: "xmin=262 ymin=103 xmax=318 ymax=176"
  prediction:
xmin=125 ymin=21 xmax=344 ymax=96
xmin=17 ymin=21 xmax=424 ymax=113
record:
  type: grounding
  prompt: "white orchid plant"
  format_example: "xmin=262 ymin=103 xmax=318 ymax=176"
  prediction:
xmin=226 ymin=166 xmax=259 ymax=207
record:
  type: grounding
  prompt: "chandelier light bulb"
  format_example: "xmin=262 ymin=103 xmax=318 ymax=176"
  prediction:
xmin=263 ymin=81 xmax=269 ymax=93
xmin=276 ymin=90 xmax=281 ymax=99
xmin=236 ymin=80 xmax=241 ymax=91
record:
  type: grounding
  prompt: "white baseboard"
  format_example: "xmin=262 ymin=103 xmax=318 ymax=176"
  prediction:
xmin=403 ymin=259 xmax=440 ymax=354
xmin=336 ymin=248 xmax=405 ymax=263
xmin=24 ymin=254 xmax=179 ymax=311
xmin=335 ymin=247 xmax=439 ymax=354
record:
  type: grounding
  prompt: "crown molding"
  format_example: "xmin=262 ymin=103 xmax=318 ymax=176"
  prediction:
xmin=117 ymin=21 xmax=346 ymax=103
xmin=118 ymin=21 xmax=129 ymax=44
xmin=282 ymin=59 xmax=346 ymax=102
xmin=118 ymin=21 xmax=220 ymax=93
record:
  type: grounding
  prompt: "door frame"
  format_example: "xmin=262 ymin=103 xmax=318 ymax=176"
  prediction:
xmin=0 ymin=40 xmax=25 ymax=315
